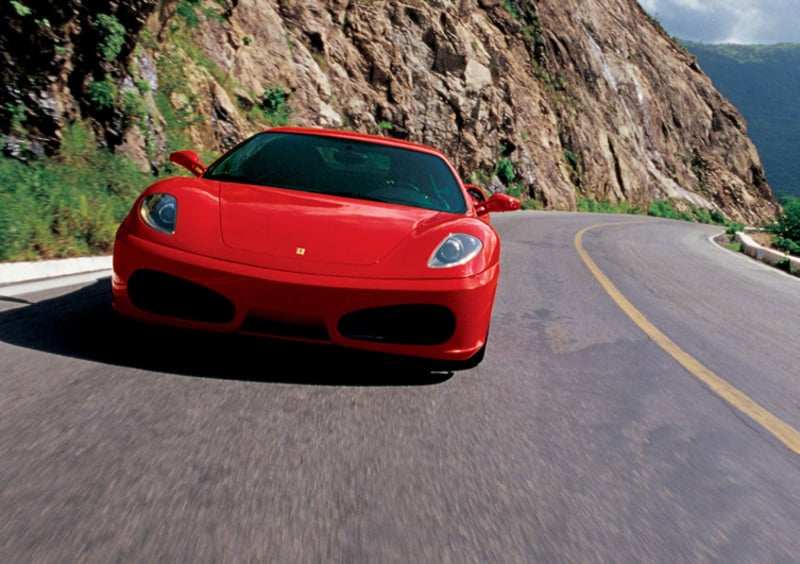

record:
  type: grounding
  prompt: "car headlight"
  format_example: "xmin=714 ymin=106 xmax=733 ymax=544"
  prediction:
xmin=428 ymin=233 xmax=482 ymax=268
xmin=140 ymin=193 xmax=177 ymax=234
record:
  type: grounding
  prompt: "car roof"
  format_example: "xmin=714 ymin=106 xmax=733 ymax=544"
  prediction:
xmin=265 ymin=126 xmax=448 ymax=160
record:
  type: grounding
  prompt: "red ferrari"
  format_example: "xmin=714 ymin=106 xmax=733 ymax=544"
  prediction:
xmin=112 ymin=127 xmax=519 ymax=369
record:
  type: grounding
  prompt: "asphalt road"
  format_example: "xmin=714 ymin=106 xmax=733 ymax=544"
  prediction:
xmin=2 ymin=211 xmax=799 ymax=562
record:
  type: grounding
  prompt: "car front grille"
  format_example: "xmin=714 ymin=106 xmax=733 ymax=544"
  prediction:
xmin=337 ymin=304 xmax=456 ymax=345
xmin=240 ymin=316 xmax=330 ymax=341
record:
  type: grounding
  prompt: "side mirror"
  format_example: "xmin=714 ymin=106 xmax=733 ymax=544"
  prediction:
xmin=476 ymin=193 xmax=521 ymax=215
xmin=465 ymin=184 xmax=487 ymax=204
xmin=169 ymin=150 xmax=207 ymax=177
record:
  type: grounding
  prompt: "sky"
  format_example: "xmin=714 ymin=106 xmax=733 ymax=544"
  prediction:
xmin=637 ymin=0 xmax=800 ymax=44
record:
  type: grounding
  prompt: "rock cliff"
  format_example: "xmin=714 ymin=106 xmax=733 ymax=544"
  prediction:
xmin=0 ymin=0 xmax=780 ymax=222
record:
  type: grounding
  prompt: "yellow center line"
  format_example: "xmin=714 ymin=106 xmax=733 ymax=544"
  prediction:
xmin=575 ymin=223 xmax=800 ymax=456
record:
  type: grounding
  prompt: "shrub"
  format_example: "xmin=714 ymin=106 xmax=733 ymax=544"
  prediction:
xmin=95 ymin=14 xmax=126 ymax=62
xmin=262 ymin=86 xmax=288 ymax=112
xmin=88 ymin=77 xmax=117 ymax=111
xmin=121 ymin=89 xmax=147 ymax=123
xmin=710 ymin=209 xmax=727 ymax=224
xmin=495 ymin=157 xmax=515 ymax=184
xmin=259 ymin=86 xmax=291 ymax=126
xmin=766 ymin=196 xmax=800 ymax=255
xmin=647 ymin=200 xmax=694 ymax=222
xmin=689 ymin=205 xmax=726 ymax=225
xmin=726 ymin=222 xmax=745 ymax=237
xmin=773 ymin=238 xmax=800 ymax=256
xmin=176 ymin=0 xmax=202 ymax=26
xmin=506 ymin=181 xmax=524 ymax=199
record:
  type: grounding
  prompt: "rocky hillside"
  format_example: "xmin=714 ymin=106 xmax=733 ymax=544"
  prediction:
xmin=0 ymin=0 xmax=780 ymax=223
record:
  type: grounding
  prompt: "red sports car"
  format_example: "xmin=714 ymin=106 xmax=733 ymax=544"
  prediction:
xmin=112 ymin=127 xmax=520 ymax=369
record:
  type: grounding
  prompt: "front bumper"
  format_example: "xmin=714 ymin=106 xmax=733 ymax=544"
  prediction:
xmin=112 ymin=234 xmax=498 ymax=361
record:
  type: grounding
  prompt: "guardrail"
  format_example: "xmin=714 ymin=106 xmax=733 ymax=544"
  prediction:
xmin=735 ymin=232 xmax=800 ymax=275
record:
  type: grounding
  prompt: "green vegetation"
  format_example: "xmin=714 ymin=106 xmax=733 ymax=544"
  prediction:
xmin=503 ymin=0 xmax=543 ymax=44
xmin=94 ymin=13 xmax=126 ymax=62
xmin=725 ymin=241 xmax=742 ymax=253
xmin=765 ymin=195 xmax=800 ymax=255
xmin=176 ymin=0 xmax=203 ymax=26
xmin=465 ymin=154 xmax=531 ymax=204
xmin=493 ymin=150 xmax=528 ymax=200
xmin=10 ymin=0 xmax=31 ymax=17
xmin=574 ymin=196 xmax=732 ymax=226
xmin=375 ymin=120 xmax=393 ymax=134
xmin=726 ymin=221 xmax=745 ymax=237
xmin=175 ymin=0 xmax=228 ymax=27
xmin=259 ymin=86 xmax=291 ymax=125
xmin=121 ymin=88 xmax=147 ymax=124
xmin=646 ymin=199 xmax=726 ymax=224
xmin=505 ymin=182 xmax=526 ymax=200
xmin=0 ymin=121 xmax=150 ymax=260
xmin=152 ymin=22 xmax=227 ymax=154
xmin=577 ymin=198 xmax=640 ymax=215
xmin=648 ymin=200 xmax=689 ymax=221
xmin=562 ymin=149 xmax=583 ymax=186
xmin=495 ymin=157 xmax=515 ymax=185
xmin=5 ymin=102 xmax=27 ymax=136
xmin=87 ymin=76 xmax=118 ymax=111
xmin=244 ymin=86 xmax=292 ymax=127
xmin=155 ymin=50 xmax=204 ymax=152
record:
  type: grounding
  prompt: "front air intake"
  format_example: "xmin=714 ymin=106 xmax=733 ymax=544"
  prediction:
xmin=127 ymin=269 xmax=235 ymax=323
xmin=338 ymin=304 xmax=456 ymax=345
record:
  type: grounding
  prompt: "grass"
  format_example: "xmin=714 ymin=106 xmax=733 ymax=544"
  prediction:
xmin=647 ymin=199 xmax=727 ymax=225
xmin=576 ymin=196 xmax=739 ymax=232
xmin=0 ymin=122 xmax=151 ymax=261
xmin=577 ymin=197 xmax=640 ymax=215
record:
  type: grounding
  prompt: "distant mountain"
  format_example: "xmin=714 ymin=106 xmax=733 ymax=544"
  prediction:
xmin=682 ymin=41 xmax=800 ymax=197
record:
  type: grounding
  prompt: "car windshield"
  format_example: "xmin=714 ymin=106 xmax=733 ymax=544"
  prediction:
xmin=204 ymin=131 xmax=467 ymax=213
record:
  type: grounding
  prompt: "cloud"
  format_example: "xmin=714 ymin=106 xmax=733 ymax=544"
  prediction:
xmin=638 ymin=0 xmax=800 ymax=44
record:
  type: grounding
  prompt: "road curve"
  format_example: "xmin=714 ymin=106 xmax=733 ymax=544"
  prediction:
xmin=1 ymin=211 xmax=799 ymax=562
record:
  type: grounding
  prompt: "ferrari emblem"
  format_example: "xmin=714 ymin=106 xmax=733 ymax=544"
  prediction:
xmin=296 ymin=247 xmax=306 ymax=256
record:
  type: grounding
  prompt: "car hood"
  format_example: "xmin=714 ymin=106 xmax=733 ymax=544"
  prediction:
xmin=219 ymin=183 xmax=450 ymax=266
